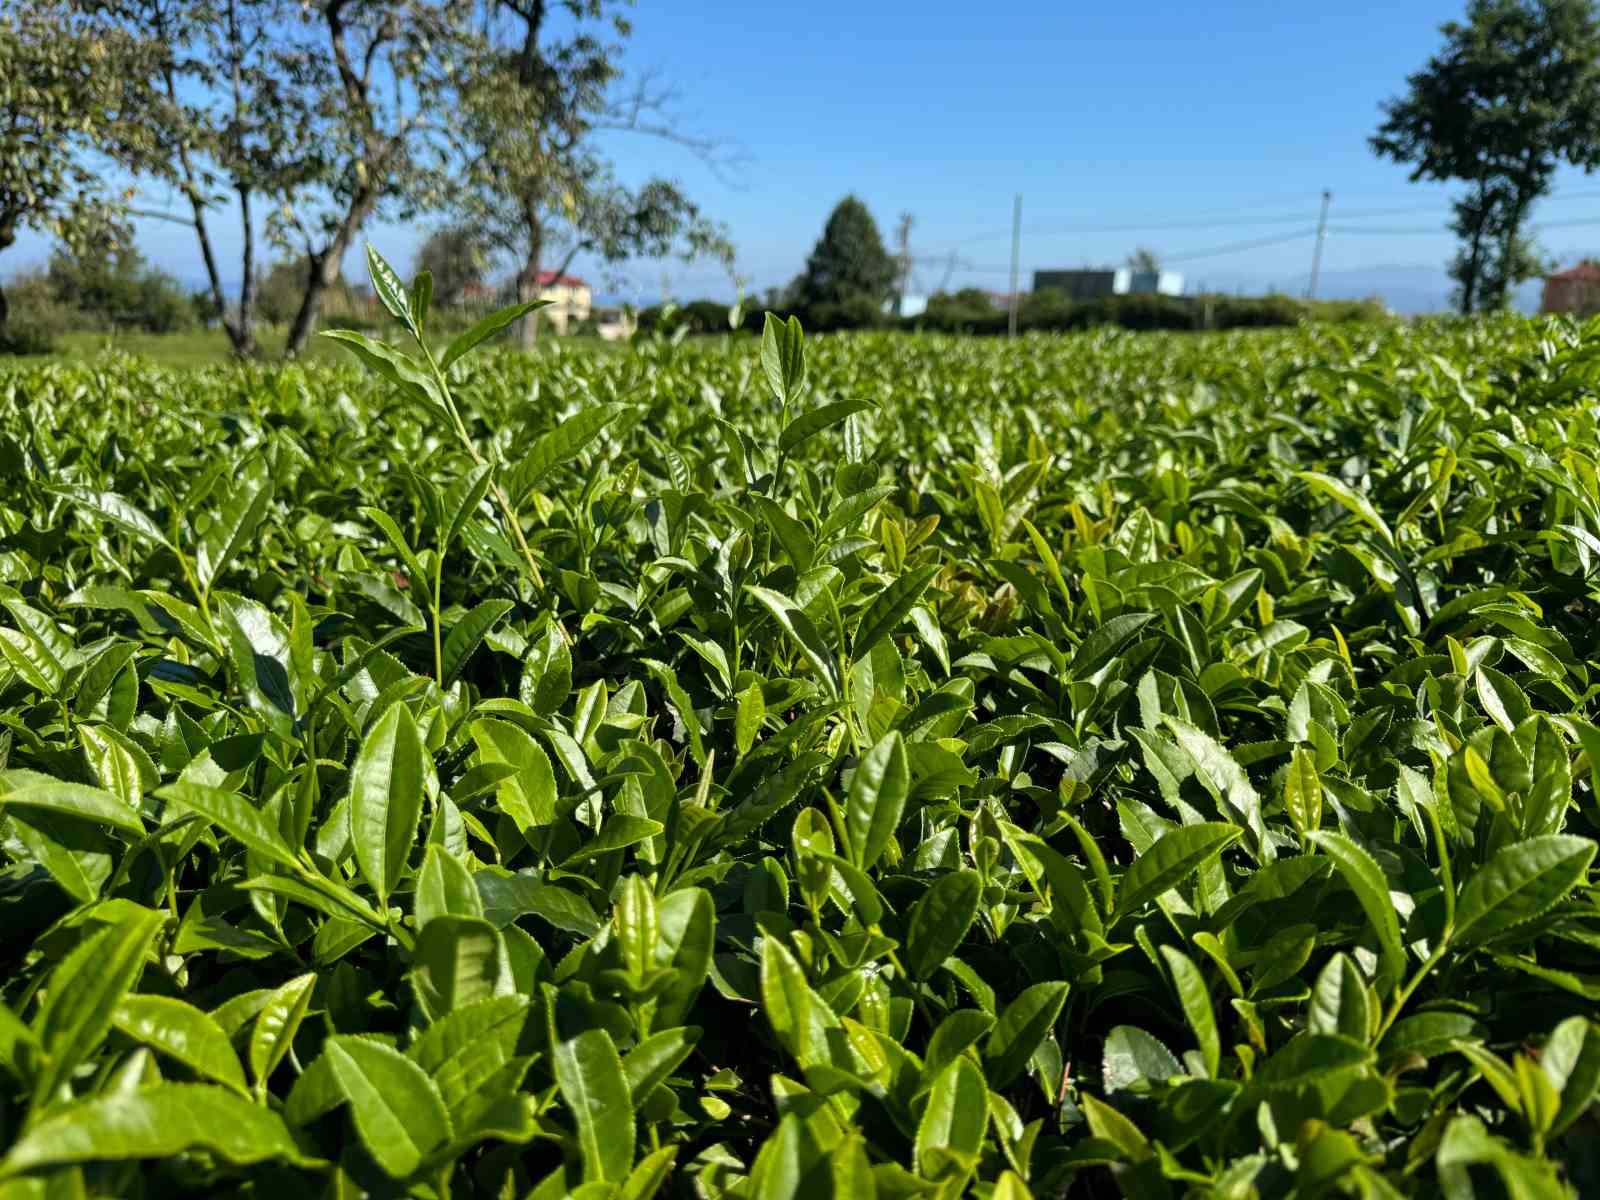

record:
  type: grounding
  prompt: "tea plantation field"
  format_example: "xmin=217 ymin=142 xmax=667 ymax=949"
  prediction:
xmin=3 ymin=267 xmax=1600 ymax=1198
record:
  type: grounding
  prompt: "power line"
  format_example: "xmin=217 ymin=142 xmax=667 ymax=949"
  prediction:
xmin=1330 ymin=215 xmax=1600 ymax=237
xmin=940 ymin=188 xmax=1600 ymax=248
xmin=1162 ymin=229 xmax=1319 ymax=263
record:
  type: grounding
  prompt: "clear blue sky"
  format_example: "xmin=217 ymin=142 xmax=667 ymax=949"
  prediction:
xmin=14 ymin=1 xmax=1600 ymax=312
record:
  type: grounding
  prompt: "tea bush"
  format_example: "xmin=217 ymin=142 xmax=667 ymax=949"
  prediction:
xmin=0 ymin=249 xmax=1598 ymax=1197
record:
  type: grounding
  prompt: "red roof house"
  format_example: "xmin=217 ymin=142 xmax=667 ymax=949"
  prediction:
xmin=535 ymin=271 xmax=588 ymax=289
xmin=1540 ymin=263 xmax=1600 ymax=315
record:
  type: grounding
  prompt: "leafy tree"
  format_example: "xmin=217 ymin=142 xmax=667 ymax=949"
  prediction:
xmin=1126 ymin=247 xmax=1162 ymax=273
xmin=87 ymin=0 xmax=328 ymax=356
xmin=79 ymin=0 xmax=466 ymax=356
xmin=793 ymin=196 xmax=896 ymax=326
xmin=264 ymin=1 xmax=481 ymax=355
xmin=455 ymin=0 xmax=734 ymax=348
xmin=0 ymin=3 xmax=161 ymax=330
xmin=45 ymin=236 xmax=196 ymax=331
xmin=1372 ymin=0 xmax=1600 ymax=312
xmin=415 ymin=228 xmax=491 ymax=306
xmin=256 ymin=256 xmax=362 ymax=327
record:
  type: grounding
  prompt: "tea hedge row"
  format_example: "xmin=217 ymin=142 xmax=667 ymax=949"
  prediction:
xmin=1 ymin=254 xmax=1599 ymax=1197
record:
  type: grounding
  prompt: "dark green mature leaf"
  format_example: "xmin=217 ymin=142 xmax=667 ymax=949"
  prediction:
xmin=1 ymin=769 xmax=143 ymax=835
xmin=985 ymin=980 xmax=1068 ymax=1088
xmin=914 ymin=1056 xmax=987 ymax=1179
xmin=1454 ymin=835 xmax=1596 ymax=947
xmin=623 ymin=1026 xmax=700 ymax=1105
xmin=1308 ymin=832 xmax=1406 ymax=989
xmin=416 ymin=845 xmax=484 ymax=926
xmin=476 ymin=871 xmax=602 ymax=937
xmin=320 ymin=329 xmax=443 ymax=410
xmin=1252 ymin=1033 xmax=1373 ymax=1089
xmin=412 ymin=915 xmax=511 ymax=1020
xmin=745 ymin=585 xmax=841 ymax=696
xmin=852 ymin=564 xmax=939 ymax=663
xmin=197 ymin=460 xmax=273 ymax=592
xmin=1161 ymin=946 xmax=1220 ymax=1076
xmin=442 ymin=599 xmax=514 ymax=685
xmin=904 ymin=870 xmax=981 ymax=980
xmin=248 ymin=973 xmax=316 ymax=1095
xmin=1165 ymin=720 xmax=1269 ymax=859
xmin=1296 ymin=470 xmax=1393 ymax=544
xmin=157 ymin=781 xmax=299 ymax=869
xmin=761 ymin=935 xmax=836 ymax=1067
xmin=779 ymin=399 xmax=872 ymax=455
xmin=113 ymin=994 xmax=247 ymax=1093
xmin=350 ymin=699 xmax=426 ymax=908
xmin=653 ymin=888 xmax=714 ymax=1029
xmin=507 ymin=403 xmax=629 ymax=502
xmin=844 ymin=730 xmax=908 ymax=870
xmin=1309 ymin=954 xmax=1373 ymax=1044
xmin=441 ymin=299 xmax=550 ymax=368
xmin=409 ymin=995 xmax=531 ymax=1118
xmin=1103 ymin=1025 xmax=1183 ymax=1093
xmin=1114 ymin=823 xmax=1241 ymax=923
xmin=51 ymin=485 xmax=173 ymax=549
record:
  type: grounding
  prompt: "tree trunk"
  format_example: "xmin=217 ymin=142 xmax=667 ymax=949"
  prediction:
xmin=284 ymin=182 xmax=377 ymax=357
xmin=234 ymin=186 xmax=258 ymax=355
xmin=517 ymin=216 xmax=544 ymax=351
xmin=1457 ymin=184 xmax=1490 ymax=316
xmin=1460 ymin=232 xmax=1483 ymax=315
xmin=285 ymin=251 xmax=339 ymax=357
xmin=0 ymin=221 xmax=14 ymax=330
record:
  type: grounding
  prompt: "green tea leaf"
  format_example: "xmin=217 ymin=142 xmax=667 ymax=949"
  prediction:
xmin=1308 ymin=831 xmax=1406 ymax=989
xmin=553 ymin=1028 xmax=634 ymax=1184
xmin=1114 ymin=822 xmax=1241 ymax=923
xmin=441 ymin=299 xmax=549 ymax=368
xmin=904 ymin=869 xmax=982 ymax=980
xmin=411 ymin=915 xmax=511 ymax=1020
xmin=914 ymin=1056 xmax=987 ymax=1179
xmin=350 ymin=699 xmax=426 ymax=908
xmin=31 ymin=905 xmax=166 ymax=1111
xmin=113 ymin=994 xmax=247 ymax=1094
xmin=852 ymin=564 xmax=939 ymax=663
xmin=325 ymin=1035 xmax=452 ymax=1178
xmin=1454 ymin=835 xmax=1596 ymax=947
xmin=0 ymin=1084 xmax=310 ymax=1176
xmin=844 ymin=730 xmax=908 ymax=869
xmin=779 ymin=398 xmax=872 ymax=455
xmin=985 ymin=980 xmax=1069 ymax=1089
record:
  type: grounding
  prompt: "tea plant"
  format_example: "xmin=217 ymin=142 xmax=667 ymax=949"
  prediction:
xmin=0 ymin=247 xmax=1598 ymax=1197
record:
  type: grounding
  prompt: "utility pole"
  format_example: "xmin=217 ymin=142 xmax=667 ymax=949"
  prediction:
xmin=893 ymin=213 xmax=914 ymax=319
xmin=1007 ymin=193 xmax=1022 ymax=338
xmin=1307 ymin=189 xmax=1331 ymax=299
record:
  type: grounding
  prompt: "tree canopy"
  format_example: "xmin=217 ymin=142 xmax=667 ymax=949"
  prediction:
xmin=792 ymin=196 xmax=896 ymax=329
xmin=1372 ymin=0 xmax=1600 ymax=312
xmin=0 ymin=3 xmax=161 ymax=328
xmin=454 ymin=0 xmax=734 ymax=347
